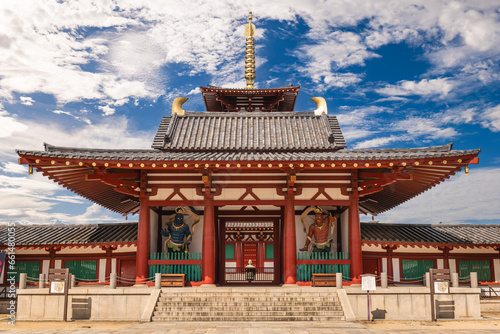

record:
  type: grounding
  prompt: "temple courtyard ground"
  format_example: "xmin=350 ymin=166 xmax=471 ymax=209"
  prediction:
xmin=1 ymin=318 xmax=500 ymax=333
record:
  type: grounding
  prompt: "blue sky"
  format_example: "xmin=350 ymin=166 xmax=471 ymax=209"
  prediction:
xmin=0 ymin=0 xmax=499 ymax=225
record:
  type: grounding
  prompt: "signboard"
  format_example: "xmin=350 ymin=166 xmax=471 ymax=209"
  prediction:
xmin=434 ymin=281 xmax=449 ymax=294
xmin=49 ymin=281 xmax=66 ymax=294
xmin=48 ymin=268 xmax=70 ymax=321
xmin=429 ymin=268 xmax=451 ymax=321
xmin=361 ymin=274 xmax=376 ymax=291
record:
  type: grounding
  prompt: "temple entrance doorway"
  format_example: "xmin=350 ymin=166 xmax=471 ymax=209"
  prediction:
xmin=218 ymin=217 xmax=280 ymax=285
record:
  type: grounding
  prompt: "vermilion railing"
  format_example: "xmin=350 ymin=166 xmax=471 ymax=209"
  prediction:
xmin=296 ymin=252 xmax=350 ymax=281
xmin=148 ymin=252 xmax=202 ymax=282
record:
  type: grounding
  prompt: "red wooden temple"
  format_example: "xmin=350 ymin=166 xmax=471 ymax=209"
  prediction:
xmin=13 ymin=13 xmax=483 ymax=287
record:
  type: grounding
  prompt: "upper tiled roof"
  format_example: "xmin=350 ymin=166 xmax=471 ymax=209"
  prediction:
xmin=0 ymin=223 xmax=137 ymax=247
xmin=151 ymin=111 xmax=346 ymax=150
xmin=361 ymin=223 xmax=500 ymax=246
xmin=18 ymin=143 xmax=478 ymax=162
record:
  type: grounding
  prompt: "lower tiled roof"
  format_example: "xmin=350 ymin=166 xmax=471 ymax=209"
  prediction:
xmin=0 ymin=223 xmax=137 ymax=247
xmin=361 ymin=223 xmax=500 ymax=246
xmin=17 ymin=143 xmax=479 ymax=162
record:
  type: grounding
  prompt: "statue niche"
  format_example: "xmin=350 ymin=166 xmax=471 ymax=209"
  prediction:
xmin=161 ymin=207 xmax=200 ymax=253
xmin=299 ymin=206 xmax=338 ymax=253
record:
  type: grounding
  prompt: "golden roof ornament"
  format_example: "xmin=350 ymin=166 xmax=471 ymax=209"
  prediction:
xmin=244 ymin=11 xmax=256 ymax=89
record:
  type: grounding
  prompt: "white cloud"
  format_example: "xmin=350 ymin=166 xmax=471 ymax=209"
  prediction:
xmin=1 ymin=162 xmax=27 ymax=175
xmin=187 ymin=87 xmax=201 ymax=95
xmin=98 ymin=105 xmax=115 ymax=116
xmin=376 ymin=78 xmax=453 ymax=98
xmin=354 ymin=135 xmax=403 ymax=149
xmin=0 ymin=115 xmax=28 ymax=138
xmin=20 ymin=96 xmax=35 ymax=106
xmin=0 ymin=115 xmax=153 ymax=159
xmin=395 ymin=117 xmax=458 ymax=139
xmin=481 ymin=104 xmax=500 ymax=132
xmin=377 ymin=167 xmax=500 ymax=224
xmin=52 ymin=110 xmax=92 ymax=124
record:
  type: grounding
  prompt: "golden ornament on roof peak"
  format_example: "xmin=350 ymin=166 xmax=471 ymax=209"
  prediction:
xmin=244 ymin=11 xmax=256 ymax=89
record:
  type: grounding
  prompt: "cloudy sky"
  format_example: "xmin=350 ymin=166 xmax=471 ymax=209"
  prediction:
xmin=1 ymin=0 xmax=499 ymax=225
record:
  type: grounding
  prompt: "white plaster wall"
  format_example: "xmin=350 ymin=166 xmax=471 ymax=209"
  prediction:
xmin=382 ymin=258 xmax=388 ymax=273
xmin=362 ymin=244 xmax=382 ymax=252
xmin=393 ymin=247 xmax=441 ymax=254
xmin=114 ymin=245 xmax=136 ymax=253
xmin=219 ymin=188 xmax=246 ymax=201
xmin=450 ymin=247 xmax=498 ymax=254
xmin=295 ymin=187 xmax=348 ymax=200
xmin=149 ymin=188 xmax=204 ymax=201
xmin=449 ymin=259 xmax=457 ymax=274
xmin=494 ymin=259 xmax=500 ymax=282
xmin=99 ymin=259 xmax=106 ymax=282
xmin=392 ymin=258 xmax=400 ymax=282
xmin=54 ymin=260 xmax=62 ymax=269
xmin=42 ymin=260 xmax=50 ymax=282
xmin=437 ymin=259 xmax=444 ymax=269
xmin=57 ymin=248 xmax=105 ymax=255
xmin=252 ymin=188 xmax=282 ymax=201
xmin=150 ymin=209 xmax=158 ymax=254
xmin=12 ymin=249 xmax=48 ymax=255
xmin=111 ymin=259 xmax=117 ymax=274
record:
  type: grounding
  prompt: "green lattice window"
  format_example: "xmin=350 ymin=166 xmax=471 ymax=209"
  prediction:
xmin=64 ymin=260 xmax=97 ymax=280
xmin=401 ymin=259 xmax=434 ymax=280
xmin=14 ymin=261 xmax=40 ymax=282
xmin=458 ymin=260 xmax=491 ymax=282
xmin=266 ymin=244 xmax=274 ymax=260
xmin=225 ymin=244 xmax=235 ymax=260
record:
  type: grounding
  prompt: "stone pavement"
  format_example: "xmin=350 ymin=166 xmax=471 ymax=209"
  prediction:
xmin=2 ymin=321 xmax=500 ymax=334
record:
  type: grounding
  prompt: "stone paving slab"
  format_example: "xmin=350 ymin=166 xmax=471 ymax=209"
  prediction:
xmin=2 ymin=321 xmax=500 ymax=333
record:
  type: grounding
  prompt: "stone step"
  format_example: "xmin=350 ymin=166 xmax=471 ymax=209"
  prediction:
xmin=155 ymin=306 xmax=343 ymax=312
xmin=152 ymin=316 xmax=346 ymax=322
xmin=159 ymin=296 xmax=338 ymax=303
xmin=156 ymin=303 xmax=342 ymax=309
xmin=154 ymin=310 xmax=345 ymax=317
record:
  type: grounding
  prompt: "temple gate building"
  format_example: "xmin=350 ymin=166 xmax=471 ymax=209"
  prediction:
xmin=10 ymin=13 xmax=487 ymax=289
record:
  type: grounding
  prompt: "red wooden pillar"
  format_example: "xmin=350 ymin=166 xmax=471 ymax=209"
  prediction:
xmin=135 ymin=198 xmax=150 ymax=285
xmin=349 ymin=192 xmax=363 ymax=280
xmin=383 ymin=245 xmax=394 ymax=283
xmin=283 ymin=193 xmax=297 ymax=285
xmin=202 ymin=195 xmax=215 ymax=284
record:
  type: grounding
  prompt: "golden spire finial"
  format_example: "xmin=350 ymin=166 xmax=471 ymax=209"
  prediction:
xmin=244 ymin=11 xmax=256 ymax=89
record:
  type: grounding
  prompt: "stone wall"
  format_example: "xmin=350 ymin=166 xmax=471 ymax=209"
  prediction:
xmin=17 ymin=287 xmax=153 ymax=321
xmin=346 ymin=286 xmax=481 ymax=320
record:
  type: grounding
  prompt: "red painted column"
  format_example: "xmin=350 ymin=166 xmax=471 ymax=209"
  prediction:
xmin=135 ymin=198 xmax=150 ymax=285
xmin=349 ymin=192 xmax=363 ymax=280
xmin=283 ymin=193 xmax=297 ymax=285
xmin=202 ymin=195 xmax=215 ymax=284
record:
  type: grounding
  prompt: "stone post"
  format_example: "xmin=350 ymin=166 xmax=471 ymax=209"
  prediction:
xmin=110 ymin=273 xmax=117 ymax=289
xmin=19 ymin=273 xmax=27 ymax=289
xmin=381 ymin=272 xmax=388 ymax=288
xmin=39 ymin=273 xmax=45 ymax=289
xmin=70 ymin=274 xmax=76 ymax=288
xmin=425 ymin=272 xmax=430 ymax=288
xmin=336 ymin=272 xmax=343 ymax=288
xmin=470 ymin=272 xmax=478 ymax=288
xmin=155 ymin=273 xmax=162 ymax=289
xmin=452 ymin=273 xmax=459 ymax=287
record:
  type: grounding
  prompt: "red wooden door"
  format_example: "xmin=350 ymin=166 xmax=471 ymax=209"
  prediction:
xmin=363 ymin=259 xmax=379 ymax=276
xmin=119 ymin=260 xmax=136 ymax=285
xmin=243 ymin=243 xmax=257 ymax=267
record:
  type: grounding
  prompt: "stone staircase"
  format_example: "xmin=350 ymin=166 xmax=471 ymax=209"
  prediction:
xmin=152 ymin=287 xmax=346 ymax=322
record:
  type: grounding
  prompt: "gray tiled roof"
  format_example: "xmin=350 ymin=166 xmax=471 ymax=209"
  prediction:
xmin=17 ymin=143 xmax=479 ymax=162
xmin=361 ymin=223 xmax=500 ymax=245
xmin=0 ymin=223 xmax=137 ymax=246
xmin=151 ymin=111 xmax=346 ymax=150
